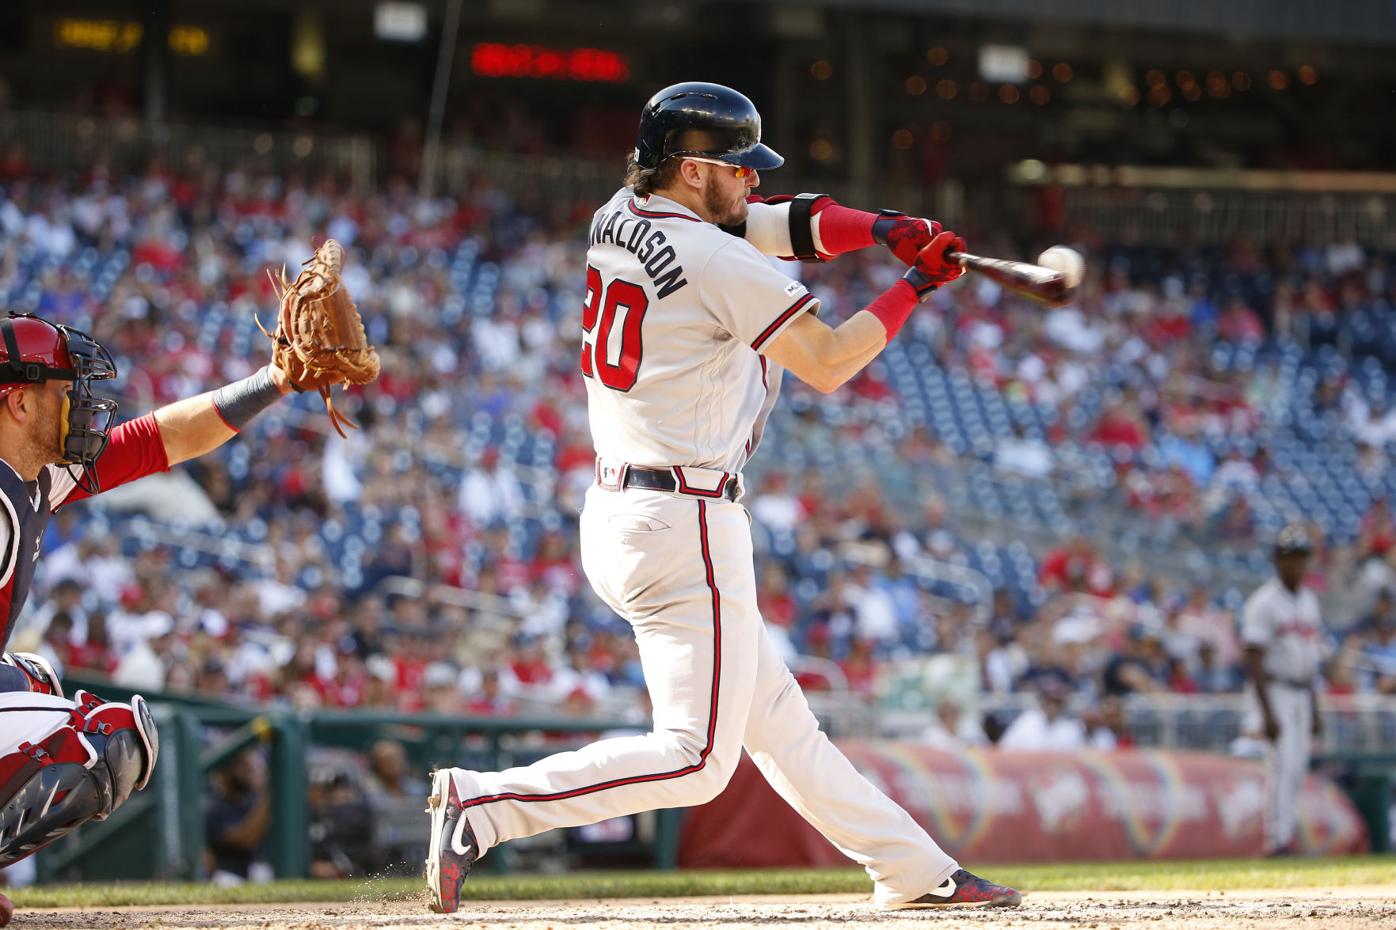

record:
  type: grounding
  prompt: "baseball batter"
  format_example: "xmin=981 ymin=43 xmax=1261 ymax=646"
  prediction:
xmin=0 ymin=313 xmax=299 ymax=925
xmin=1240 ymin=524 xmax=1324 ymax=856
xmin=426 ymin=82 xmax=1020 ymax=911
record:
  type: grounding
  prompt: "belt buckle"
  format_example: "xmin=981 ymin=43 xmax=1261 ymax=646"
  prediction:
xmin=597 ymin=460 xmax=627 ymax=492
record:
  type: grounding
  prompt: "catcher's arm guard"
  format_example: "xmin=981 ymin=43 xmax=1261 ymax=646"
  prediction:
xmin=258 ymin=239 xmax=380 ymax=438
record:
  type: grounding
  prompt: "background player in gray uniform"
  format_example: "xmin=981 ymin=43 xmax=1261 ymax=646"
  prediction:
xmin=1240 ymin=524 xmax=1325 ymax=856
xmin=425 ymin=82 xmax=1021 ymax=912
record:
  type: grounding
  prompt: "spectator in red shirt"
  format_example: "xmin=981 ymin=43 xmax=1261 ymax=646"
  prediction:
xmin=840 ymin=636 xmax=878 ymax=696
xmin=1217 ymin=296 xmax=1265 ymax=344
xmin=510 ymin=636 xmax=554 ymax=690
xmin=466 ymin=668 xmax=517 ymax=716
xmin=66 ymin=612 xmax=118 ymax=675
xmin=757 ymin=565 xmax=797 ymax=630
xmin=1091 ymin=397 xmax=1149 ymax=452
xmin=1039 ymin=535 xmax=1115 ymax=598
xmin=1358 ymin=496 xmax=1394 ymax=560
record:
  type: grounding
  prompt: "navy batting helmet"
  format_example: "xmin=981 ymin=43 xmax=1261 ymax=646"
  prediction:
xmin=633 ymin=82 xmax=784 ymax=172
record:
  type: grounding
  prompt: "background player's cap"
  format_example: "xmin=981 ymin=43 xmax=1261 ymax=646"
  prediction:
xmin=1274 ymin=524 xmax=1313 ymax=556
xmin=634 ymin=81 xmax=784 ymax=171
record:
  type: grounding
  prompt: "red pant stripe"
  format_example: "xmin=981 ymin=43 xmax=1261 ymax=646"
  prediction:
xmin=460 ymin=499 xmax=721 ymax=809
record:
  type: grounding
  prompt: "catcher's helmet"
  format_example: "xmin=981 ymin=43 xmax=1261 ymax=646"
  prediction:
xmin=634 ymin=82 xmax=784 ymax=171
xmin=0 ymin=313 xmax=118 ymax=493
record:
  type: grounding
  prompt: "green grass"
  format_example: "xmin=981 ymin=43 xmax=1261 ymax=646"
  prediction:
xmin=13 ymin=856 xmax=1395 ymax=909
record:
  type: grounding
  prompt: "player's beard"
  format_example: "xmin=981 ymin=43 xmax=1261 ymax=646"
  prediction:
xmin=19 ymin=388 xmax=67 ymax=471
xmin=702 ymin=173 xmax=747 ymax=226
xmin=43 ymin=389 xmax=68 ymax=464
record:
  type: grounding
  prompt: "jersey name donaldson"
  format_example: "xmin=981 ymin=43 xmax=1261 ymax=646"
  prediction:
xmin=588 ymin=205 xmax=689 ymax=298
xmin=582 ymin=188 xmax=819 ymax=474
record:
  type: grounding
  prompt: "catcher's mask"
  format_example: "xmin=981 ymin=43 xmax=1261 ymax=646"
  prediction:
xmin=0 ymin=313 xmax=118 ymax=494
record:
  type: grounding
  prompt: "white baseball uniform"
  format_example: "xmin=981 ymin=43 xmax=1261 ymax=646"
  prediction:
xmin=439 ymin=188 xmax=957 ymax=905
xmin=1240 ymin=577 xmax=1323 ymax=852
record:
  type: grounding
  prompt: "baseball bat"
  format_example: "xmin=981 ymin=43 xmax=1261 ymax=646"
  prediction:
xmin=947 ymin=251 xmax=1072 ymax=305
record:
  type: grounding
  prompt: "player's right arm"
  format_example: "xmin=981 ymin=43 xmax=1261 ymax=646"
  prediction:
xmin=1240 ymin=591 xmax=1280 ymax=740
xmin=764 ymin=231 xmax=965 ymax=393
xmin=1242 ymin=646 xmax=1280 ymax=740
xmin=51 ymin=366 xmax=294 ymax=508
xmin=764 ymin=310 xmax=890 ymax=394
xmin=728 ymin=195 xmax=942 ymax=267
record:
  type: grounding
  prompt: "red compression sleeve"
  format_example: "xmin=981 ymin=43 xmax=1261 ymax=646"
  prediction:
xmin=865 ymin=279 xmax=920 ymax=343
xmin=54 ymin=413 xmax=171 ymax=508
xmin=815 ymin=203 xmax=879 ymax=256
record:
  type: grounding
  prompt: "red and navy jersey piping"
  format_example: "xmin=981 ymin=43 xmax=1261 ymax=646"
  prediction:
xmin=751 ymin=293 xmax=817 ymax=351
xmin=628 ymin=198 xmax=702 ymax=222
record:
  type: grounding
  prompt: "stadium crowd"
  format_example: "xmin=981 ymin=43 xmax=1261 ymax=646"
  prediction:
xmin=2 ymin=149 xmax=1396 ymax=736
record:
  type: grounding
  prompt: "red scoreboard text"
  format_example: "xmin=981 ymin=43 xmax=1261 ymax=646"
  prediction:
xmin=470 ymin=44 xmax=630 ymax=83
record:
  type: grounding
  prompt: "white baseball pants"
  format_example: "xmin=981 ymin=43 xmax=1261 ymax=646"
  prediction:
xmin=442 ymin=486 xmax=957 ymax=905
xmin=1260 ymin=682 xmax=1313 ymax=852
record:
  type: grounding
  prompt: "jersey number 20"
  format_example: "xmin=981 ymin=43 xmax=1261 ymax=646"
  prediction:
xmin=581 ymin=265 xmax=648 ymax=391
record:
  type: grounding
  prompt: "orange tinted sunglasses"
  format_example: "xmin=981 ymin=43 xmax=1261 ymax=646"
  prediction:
xmin=679 ymin=155 xmax=755 ymax=179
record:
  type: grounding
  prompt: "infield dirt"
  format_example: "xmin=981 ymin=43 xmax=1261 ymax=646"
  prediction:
xmin=20 ymin=886 xmax=1396 ymax=929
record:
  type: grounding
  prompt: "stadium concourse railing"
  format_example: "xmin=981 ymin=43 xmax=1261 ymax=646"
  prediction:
xmin=8 ymin=109 xmax=1396 ymax=245
xmin=1003 ymin=163 xmax=1396 ymax=248
xmin=35 ymin=672 xmax=1395 ymax=881
xmin=0 ymin=110 xmax=377 ymax=193
xmin=37 ymin=670 xmax=685 ymax=883
xmin=0 ymin=108 xmax=939 ymax=217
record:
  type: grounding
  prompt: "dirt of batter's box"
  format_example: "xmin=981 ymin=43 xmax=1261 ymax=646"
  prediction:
xmin=17 ymin=888 xmax=1396 ymax=930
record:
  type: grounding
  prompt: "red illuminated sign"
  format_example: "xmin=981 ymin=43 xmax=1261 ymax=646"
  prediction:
xmin=470 ymin=43 xmax=629 ymax=83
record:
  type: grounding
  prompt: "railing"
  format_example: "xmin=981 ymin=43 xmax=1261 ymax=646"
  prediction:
xmin=876 ymin=687 xmax=1396 ymax=755
xmin=921 ymin=458 xmax=1274 ymax=596
xmin=0 ymin=109 xmax=946 ymax=216
xmin=116 ymin=511 xmax=276 ymax=571
xmin=1003 ymin=165 xmax=1396 ymax=248
xmin=0 ymin=111 xmax=377 ymax=192
xmin=41 ymin=671 xmax=683 ymax=881
xmin=40 ymin=672 xmax=1396 ymax=881
xmin=7 ymin=110 xmax=1396 ymax=245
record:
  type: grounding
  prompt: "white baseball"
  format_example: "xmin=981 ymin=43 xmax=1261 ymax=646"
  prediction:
xmin=1037 ymin=246 xmax=1084 ymax=289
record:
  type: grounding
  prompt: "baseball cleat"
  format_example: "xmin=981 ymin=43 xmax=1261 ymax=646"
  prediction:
xmin=424 ymin=768 xmax=477 ymax=914
xmin=902 ymin=868 xmax=1022 ymax=908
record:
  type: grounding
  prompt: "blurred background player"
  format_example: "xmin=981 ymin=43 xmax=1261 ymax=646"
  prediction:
xmin=1241 ymin=525 xmax=1325 ymax=856
xmin=0 ymin=313 xmax=294 ymax=921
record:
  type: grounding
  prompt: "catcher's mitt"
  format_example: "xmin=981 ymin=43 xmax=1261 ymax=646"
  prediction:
xmin=259 ymin=239 xmax=380 ymax=437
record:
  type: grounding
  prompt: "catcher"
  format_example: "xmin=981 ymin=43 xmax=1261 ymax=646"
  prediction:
xmin=0 ymin=242 xmax=373 ymax=922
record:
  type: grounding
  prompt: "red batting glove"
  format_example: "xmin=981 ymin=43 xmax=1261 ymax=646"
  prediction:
xmin=903 ymin=230 xmax=966 ymax=297
xmin=873 ymin=211 xmax=943 ymax=266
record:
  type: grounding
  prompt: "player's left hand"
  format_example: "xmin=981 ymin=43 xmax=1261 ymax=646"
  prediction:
xmin=873 ymin=211 xmax=942 ymax=266
xmin=904 ymin=230 xmax=967 ymax=296
xmin=268 ymin=364 xmax=297 ymax=395
xmin=259 ymin=239 xmax=380 ymax=437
